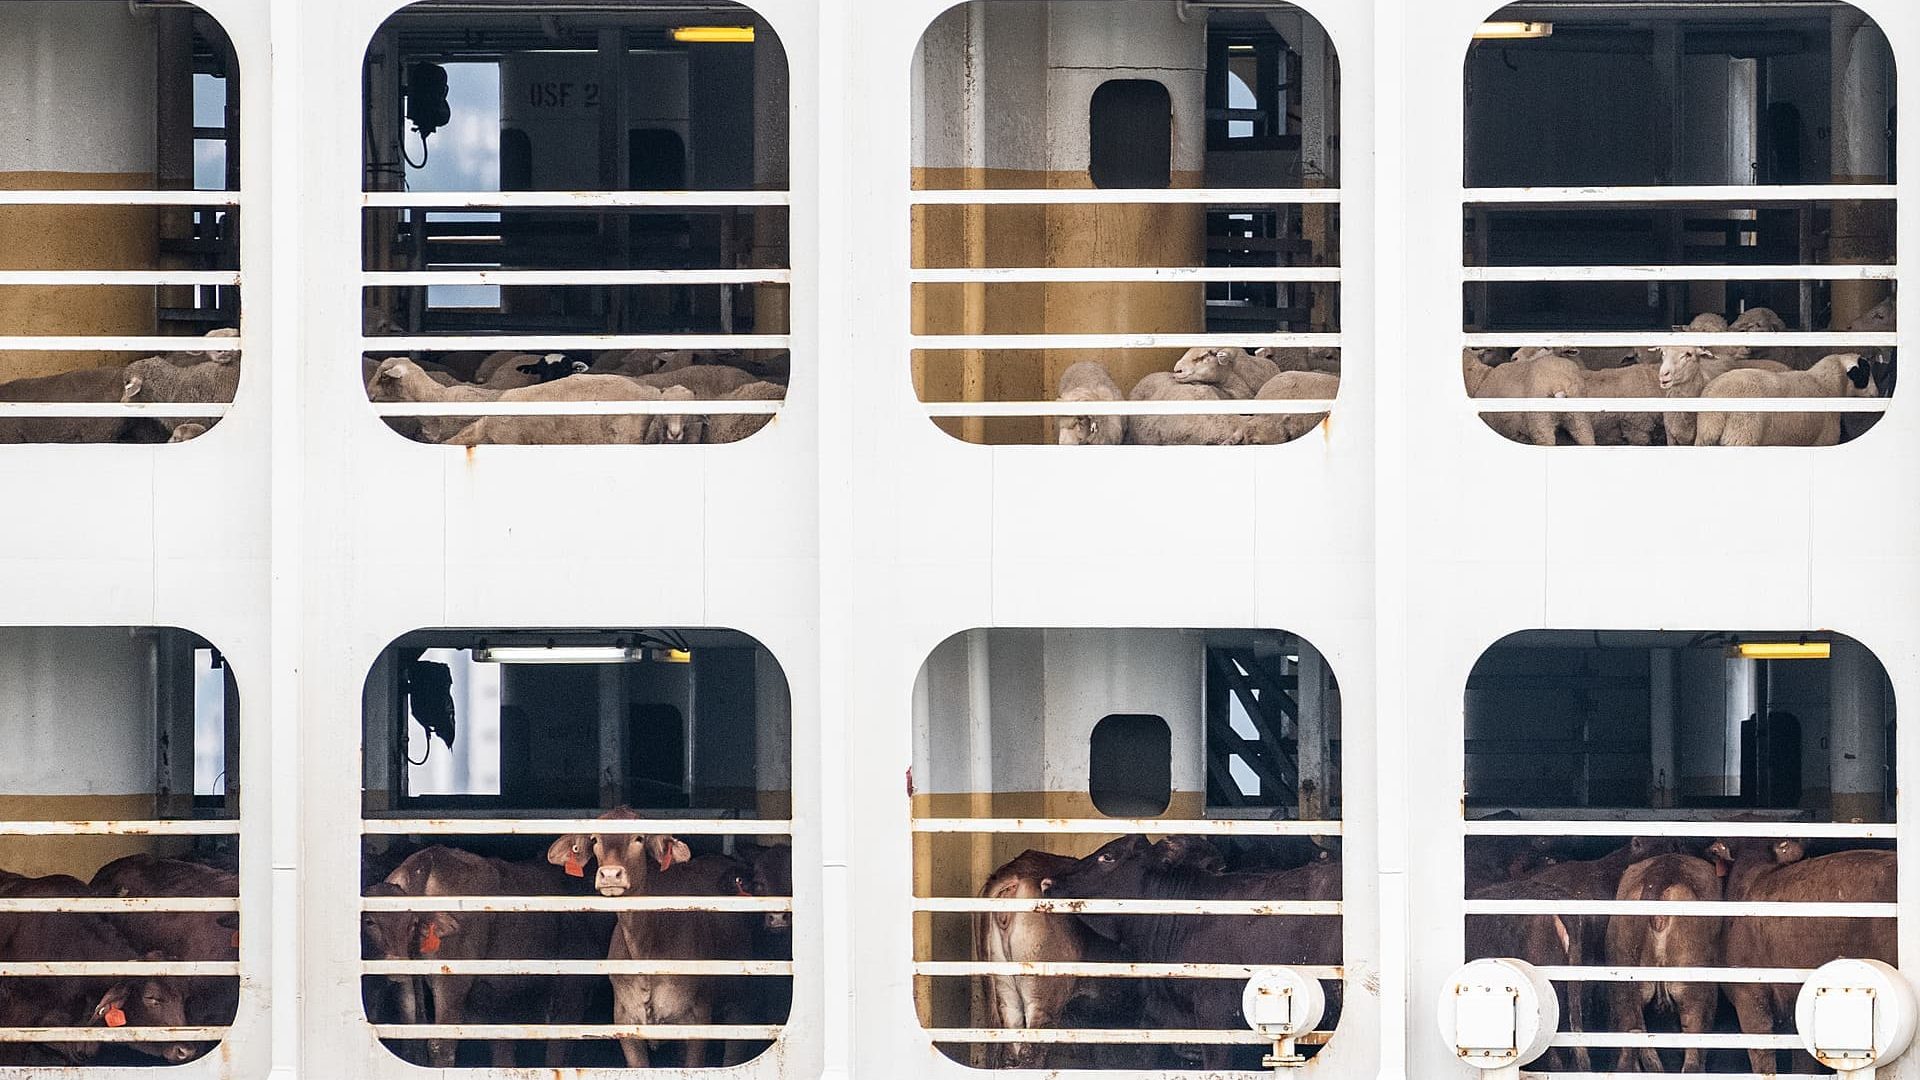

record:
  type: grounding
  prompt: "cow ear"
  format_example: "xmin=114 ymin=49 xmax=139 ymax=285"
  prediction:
xmin=1705 ymin=839 xmax=1731 ymax=862
xmin=93 ymin=984 xmax=130 ymax=1023
xmin=1774 ymin=839 xmax=1806 ymax=864
xmin=645 ymin=835 xmax=692 ymax=872
xmin=546 ymin=834 xmax=588 ymax=868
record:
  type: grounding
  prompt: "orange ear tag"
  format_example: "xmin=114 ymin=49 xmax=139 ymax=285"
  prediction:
xmin=564 ymin=854 xmax=584 ymax=878
xmin=420 ymin=924 xmax=442 ymax=955
xmin=104 ymin=1007 xmax=127 ymax=1028
xmin=735 ymin=885 xmax=754 ymax=898
xmin=658 ymin=855 xmax=674 ymax=872
xmin=1716 ymin=859 xmax=1730 ymax=878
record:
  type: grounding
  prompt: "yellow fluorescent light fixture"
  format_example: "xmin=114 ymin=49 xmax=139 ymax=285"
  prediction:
xmin=660 ymin=648 xmax=693 ymax=664
xmin=1475 ymin=21 xmax=1553 ymax=40
xmin=1730 ymin=642 xmax=1832 ymax=661
xmin=475 ymin=645 xmax=640 ymax=664
xmin=672 ymin=25 xmax=755 ymax=43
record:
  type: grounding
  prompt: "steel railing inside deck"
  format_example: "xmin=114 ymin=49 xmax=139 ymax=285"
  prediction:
xmin=911 ymin=817 xmax=1345 ymax=1049
xmin=0 ymin=818 xmax=242 ymax=1043
xmin=907 ymin=187 xmax=1344 ymax=424
xmin=360 ymin=816 xmax=794 ymax=1044
xmin=1463 ymin=185 xmax=1897 ymax=423
xmin=363 ymin=190 xmax=792 ymax=422
xmin=0 ymin=190 xmax=242 ymax=422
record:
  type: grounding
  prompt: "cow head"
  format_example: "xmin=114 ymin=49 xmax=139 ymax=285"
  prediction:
xmin=1038 ymin=834 xmax=1154 ymax=943
xmin=98 ymin=972 xmax=200 ymax=1064
xmin=751 ymin=844 xmax=794 ymax=931
xmin=361 ymin=881 xmax=416 ymax=962
xmin=546 ymin=810 xmax=691 ymax=897
xmin=1149 ymin=834 xmax=1225 ymax=874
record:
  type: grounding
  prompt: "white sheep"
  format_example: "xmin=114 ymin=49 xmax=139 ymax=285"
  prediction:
xmin=0 ymin=364 xmax=135 ymax=443
xmin=633 ymin=364 xmax=761 ymax=398
xmin=1655 ymin=346 xmax=1791 ymax=446
xmin=123 ymin=355 xmax=239 ymax=405
xmin=1125 ymin=371 xmax=1243 ymax=445
xmin=591 ymin=349 xmax=698 ymax=377
xmin=706 ymin=381 xmax=787 ymax=444
xmin=1171 ymin=347 xmax=1267 ymax=399
xmin=1729 ymin=306 xmax=1786 ymax=334
xmin=1242 ymin=371 xmax=1338 ymax=445
xmin=1054 ymin=361 xmax=1124 ymax=446
xmin=644 ymin=386 xmax=705 ymax=445
xmin=445 ymin=375 xmax=666 ymax=445
xmin=167 ymin=422 xmax=209 ymax=443
xmin=1464 ymin=348 xmax=1595 ymax=446
xmin=1578 ymin=360 xmax=1664 ymax=446
xmin=1694 ymin=352 xmax=1877 ymax=446
xmin=366 ymin=356 xmax=499 ymax=443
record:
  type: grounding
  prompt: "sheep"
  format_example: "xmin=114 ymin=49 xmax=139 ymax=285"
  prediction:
xmin=1577 ymin=360 xmax=1664 ymax=446
xmin=591 ymin=349 xmax=698 ymax=377
xmin=633 ymin=364 xmax=761 ymax=398
xmin=1694 ymin=352 xmax=1876 ymax=447
xmin=1054 ymin=361 xmax=1124 ymax=446
xmin=1171 ymin=347 xmax=1268 ymax=399
xmin=0 ymin=364 xmax=135 ymax=443
xmin=167 ymin=422 xmax=209 ymax=443
xmin=1125 ymin=371 xmax=1244 ymax=445
xmin=1242 ymin=371 xmax=1338 ymax=445
xmin=644 ymin=386 xmax=705 ymax=445
xmin=1685 ymin=312 xmax=1730 ymax=333
xmin=445 ymin=375 xmax=665 ymax=446
xmin=1851 ymin=296 xmax=1896 ymax=332
xmin=1655 ymin=346 xmax=1792 ymax=446
xmin=1729 ymin=306 xmax=1786 ymax=335
xmin=1253 ymin=346 xmax=1341 ymax=375
xmin=366 ymin=356 xmax=499 ymax=443
xmin=707 ymin=381 xmax=787 ymax=444
xmin=159 ymin=326 xmax=240 ymax=366
xmin=122 ymin=355 xmax=240 ymax=406
xmin=515 ymin=355 xmax=590 ymax=384
xmin=1465 ymin=349 xmax=1595 ymax=446
xmin=476 ymin=352 xmax=565 ymax=390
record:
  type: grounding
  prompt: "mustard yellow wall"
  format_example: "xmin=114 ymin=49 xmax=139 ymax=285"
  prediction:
xmin=0 ymin=794 xmax=191 ymax=880
xmin=911 ymin=167 xmax=1206 ymax=445
xmin=0 ymin=171 xmax=159 ymax=381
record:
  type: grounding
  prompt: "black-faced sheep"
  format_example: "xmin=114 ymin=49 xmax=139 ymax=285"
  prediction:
xmin=1695 ymin=352 xmax=1876 ymax=446
xmin=1242 ymin=371 xmax=1338 ymax=445
xmin=1125 ymin=371 xmax=1244 ymax=445
xmin=1054 ymin=361 xmax=1124 ymax=446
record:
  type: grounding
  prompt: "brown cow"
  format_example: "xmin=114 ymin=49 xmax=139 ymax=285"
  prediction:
xmin=973 ymin=850 xmax=1093 ymax=1069
xmin=1709 ymin=837 xmax=1896 ymax=1075
xmin=1465 ymin=879 xmax=1588 ymax=1073
xmin=89 ymin=854 xmax=239 ymax=1029
xmin=0 ymin=871 xmax=198 ymax=1065
xmin=381 ymin=845 xmax=605 ymax=1068
xmin=548 ymin=809 xmax=756 ymax=1068
xmin=1602 ymin=853 xmax=1723 ymax=1073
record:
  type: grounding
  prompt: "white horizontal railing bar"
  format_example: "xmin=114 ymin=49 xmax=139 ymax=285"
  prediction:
xmin=371 ymin=1023 xmax=782 ymax=1040
xmin=0 ymin=1027 xmax=227 ymax=1043
xmin=1466 ymin=183 xmax=1896 ymax=204
xmin=361 ymin=896 xmax=789 ymax=914
xmin=916 ymin=898 xmax=1343 ymax=916
xmin=0 ymin=336 xmax=244 ymax=352
xmin=0 ymin=190 xmax=237 ymax=206
xmin=364 ymin=959 xmax=792 ymax=976
xmin=1466 ymin=820 xmax=1894 ymax=839
xmin=1532 ymin=966 xmax=1813 ymax=983
xmin=0 ymin=820 xmax=239 ymax=836
xmin=913 ymin=817 xmax=1342 ymax=836
xmin=0 ymin=403 xmax=232 ymax=419
xmin=914 ymin=962 xmax=1343 ymax=980
xmin=914 ymin=332 xmax=1340 ymax=349
xmin=362 ymin=190 xmax=789 ymax=208
xmin=1551 ymin=1032 xmax=1803 ymax=1050
xmin=371 ymin=400 xmax=784 ymax=419
xmin=1472 ymin=397 xmax=1889 ymax=414
xmin=361 ymin=817 xmax=792 ymax=836
xmin=924 ymin=1027 xmax=1329 ymax=1046
xmin=911 ymin=188 xmax=1340 ymax=205
xmin=921 ymin=400 xmax=1336 ymax=418
xmin=0 ymin=897 xmax=236 ymax=913
xmin=1464 ymin=264 xmax=1896 ymax=282
xmin=364 ymin=334 xmax=788 ymax=351
xmin=1464 ymin=331 xmax=1894 ymax=348
xmin=363 ymin=269 xmax=790 ymax=286
xmin=0 ymin=270 xmax=240 ymax=286
xmin=0 ymin=961 xmax=239 ymax=977
xmin=1466 ymin=899 xmax=1894 ymax=918
xmin=910 ymin=266 xmax=1341 ymax=284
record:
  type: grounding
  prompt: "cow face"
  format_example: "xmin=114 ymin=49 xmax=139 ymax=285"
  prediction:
xmin=1040 ymin=835 xmax=1154 ymax=944
xmin=752 ymin=845 xmax=794 ymax=931
xmin=361 ymin=881 xmax=416 ymax=961
xmin=99 ymin=975 xmax=199 ymax=1064
xmin=547 ymin=830 xmax=690 ymax=896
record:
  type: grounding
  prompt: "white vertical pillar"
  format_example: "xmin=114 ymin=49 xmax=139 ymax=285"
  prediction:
xmin=1829 ymin=639 xmax=1888 ymax=822
xmin=1648 ymin=649 xmax=1676 ymax=808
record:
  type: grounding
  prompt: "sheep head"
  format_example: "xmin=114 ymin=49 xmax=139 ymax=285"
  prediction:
xmin=1172 ymin=347 xmax=1236 ymax=385
xmin=1055 ymin=389 xmax=1122 ymax=446
xmin=1684 ymin=312 xmax=1730 ymax=333
xmin=1729 ymin=306 xmax=1786 ymax=334
xmin=121 ymin=357 xmax=167 ymax=402
xmin=368 ymin=358 xmax=423 ymax=399
xmin=648 ymin=385 xmax=706 ymax=444
xmin=1825 ymin=353 xmax=1875 ymax=394
xmin=1657 ymin=346 xmax=1712 ymax=390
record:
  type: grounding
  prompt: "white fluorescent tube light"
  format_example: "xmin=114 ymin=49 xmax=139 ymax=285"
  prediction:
xmin=474 ymin=645 xmax=639 ymax=664
xmin=1475 ymin=21 xmax=1553 ymax=40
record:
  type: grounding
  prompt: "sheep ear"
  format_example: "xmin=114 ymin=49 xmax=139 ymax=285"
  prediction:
xmin=120 ymin=375 xmax=142 ymax=402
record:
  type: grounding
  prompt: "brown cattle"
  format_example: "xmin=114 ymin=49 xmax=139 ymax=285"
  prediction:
xmin=0 ymin=872 xmax=198 ymax=1065
xmin=380 ymin=845 xmax=606 ymax=1068
xmin=1709 ymin=837 xmax=1896 ymax=1075
xmin=1465 ymin=879 xmax=1588 ymax=1073
xmin=973 ymin=850 xmax=1098 ymax=1070
xmin=89 ymin=854 xmax=240 ymax=1028
xmin=548 ymin=809 xmax=757 ymax=1068
xmin=1602 ymin=854 xmax=1722 ymax=1073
